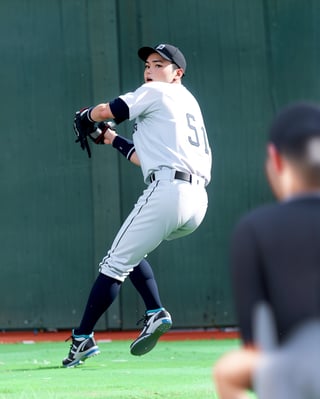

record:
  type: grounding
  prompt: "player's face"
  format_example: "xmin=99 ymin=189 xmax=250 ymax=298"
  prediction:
xmin=144 ymin=53 xmax=182 ymax=83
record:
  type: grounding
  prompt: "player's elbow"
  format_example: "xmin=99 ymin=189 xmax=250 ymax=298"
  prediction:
xmin=92 ymin=103 xmax=114 ymax=121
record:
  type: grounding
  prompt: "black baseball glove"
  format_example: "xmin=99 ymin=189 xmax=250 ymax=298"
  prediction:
xmin=73 ymin=107 xmax=114 ymax=158
xmin=73 ymin=107 xmax=95 ymax=158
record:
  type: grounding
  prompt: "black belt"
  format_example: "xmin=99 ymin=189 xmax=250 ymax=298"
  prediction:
xmin=150 ymin=170 xmax=192 ymax=183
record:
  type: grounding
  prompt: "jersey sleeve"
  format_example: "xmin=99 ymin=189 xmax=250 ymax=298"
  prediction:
xmin=119 ymin=84 xmax=159 ymax=121
xmin=230 ymin=217 xmax=267 ymax=345
xmin=109 ymin=97 xmax=129 ymax=124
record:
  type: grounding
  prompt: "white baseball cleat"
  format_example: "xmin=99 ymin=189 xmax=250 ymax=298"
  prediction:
xmin=62 ymin=331 xmax=100 ymax=367
xmin=130 ymin=309 xmax=172 ymax=356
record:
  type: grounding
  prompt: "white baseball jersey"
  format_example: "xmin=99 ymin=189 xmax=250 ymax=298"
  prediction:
xmin=99 ymin=81 xmax=212 ymax=282
xmin=119 ymin=82 xmax=212 ymax=185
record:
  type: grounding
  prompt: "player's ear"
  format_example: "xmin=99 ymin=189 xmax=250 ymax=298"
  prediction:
xmin=174 ymin=68 xmax=184 ymax=81
xmin=265 ymin=143 xmax=284 ymax=199
xmin=267 ymin=143 xmax=283 ymax=172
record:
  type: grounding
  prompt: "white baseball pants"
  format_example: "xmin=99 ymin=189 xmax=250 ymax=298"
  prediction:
xmin=99 ymin=171 xmax=208 ymax=282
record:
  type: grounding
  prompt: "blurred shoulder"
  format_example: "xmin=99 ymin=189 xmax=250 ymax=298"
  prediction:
xmin=233 ymin=202 xmax=280 ymax=235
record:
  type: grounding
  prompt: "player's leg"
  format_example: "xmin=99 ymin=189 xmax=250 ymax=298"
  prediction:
xmin=75 ymin=274 xmax=122 ymax=335
xmin=63 ymin=258 xmax=167 ymax=366
xmin=98 ymin=182 xmax=181 ymax=281
xmin=97 ymin=182 xmax=181 ymax=354
xmin=166 ymin=180 xmax=208 ymax=240
xmin=62 ymin=185 xmax=165 ymax=366
xmin=95 ymin=181 xmax=204 ymax=356
xmin=129 ymin=258 xmax=172 ymax=355
xmin=74 ymin=258 xmax=164 ymax=328
xmin=99 ymin=181 xmax=208 ymax=280
xmin=62 ymin=273 xmax=121 ymax=367
xmin=129 ymin=258 xmax=163 ymax=310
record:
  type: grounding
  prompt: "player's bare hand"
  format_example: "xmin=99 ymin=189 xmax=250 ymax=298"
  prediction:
xmin=104 ymin=128 xmax=117 ymax=145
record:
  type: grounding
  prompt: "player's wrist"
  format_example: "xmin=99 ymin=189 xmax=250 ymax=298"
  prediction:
xmin=79 ymin=106 xmax=95 ymax=123
xmin=112 ymin=135 xmax=135 ymax=160
xmin=86 ymin=106 xmax=95 ymax=122
xmin=109 ymin=132 xmax=117 ymax=145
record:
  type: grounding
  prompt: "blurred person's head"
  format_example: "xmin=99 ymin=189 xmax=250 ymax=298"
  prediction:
xmin=265 ymin=102 xmax=320 ymax=199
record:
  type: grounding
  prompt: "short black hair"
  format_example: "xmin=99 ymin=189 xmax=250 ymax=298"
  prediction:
xmin=269 ymin=102 xmax=320 ymax=158
xmin=269 ymin=102 xmax=320 ymax=185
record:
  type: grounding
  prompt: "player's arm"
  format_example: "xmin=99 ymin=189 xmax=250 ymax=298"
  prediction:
xmin=231 ymin=218 xmax=266 ymax=346
xmin=80 ymin=98 xmax=139 ymax=164
xmin=91 ymin=98 xmax=129 ymax=124
xmin=90 ymin=103 xmax=114 ymax=122
xmin=104 ymin=128 xmax=140 ymax=166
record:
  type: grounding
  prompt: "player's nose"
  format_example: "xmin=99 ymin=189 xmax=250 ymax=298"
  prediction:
xmin=144 ymin=71 xmax=152 ymax=82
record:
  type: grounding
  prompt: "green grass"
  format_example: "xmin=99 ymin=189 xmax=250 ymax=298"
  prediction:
xmin=0 ymin=339 xmax=240 ymax=399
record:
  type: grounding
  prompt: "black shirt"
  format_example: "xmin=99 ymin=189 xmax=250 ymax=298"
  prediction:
xmin=231 ymin=195 xmax=320 ymax=344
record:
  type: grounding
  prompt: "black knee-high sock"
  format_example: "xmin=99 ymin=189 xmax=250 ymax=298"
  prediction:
xmin=129 ymin=259 xmax=163 ymax=310
xmin=74 ymin=273 xmax=121 ymax=336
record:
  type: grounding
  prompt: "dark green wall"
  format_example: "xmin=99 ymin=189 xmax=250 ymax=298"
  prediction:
xmin=1 ymin=0 xmax=320 ymax=330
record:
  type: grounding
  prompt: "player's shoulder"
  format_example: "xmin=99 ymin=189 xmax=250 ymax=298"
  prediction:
xmin=134 ymin=82 xmax=169 ymax=98
xmin=137 ymin=82 xmax=196 ymax=104
xmin=244 ymin=202 xmax=280 ymax=221
xmin=240 ymin=195 xmax=320 ymax=226
xmin=140 ymin=82 xmax=189 ymax=93
xmin=234 ymin=202 xmax=281 ymax=234
xmin=141 ymin=81 xmax=170 ymax=90
xmin=233 ymin=196 xmax=319 ymax=235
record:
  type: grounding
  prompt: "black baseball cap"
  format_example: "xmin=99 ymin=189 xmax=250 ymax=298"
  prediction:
xmin=269 ymin=102 xmax=320 ymax=155
xmin=138 ymin=43 xmax=187 ymax=73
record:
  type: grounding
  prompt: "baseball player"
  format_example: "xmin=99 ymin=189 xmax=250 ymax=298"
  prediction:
xmin=63 ymin=43 xmax=212 ymax=367
xmin=213 ymin=102 xmax=320 ymax=398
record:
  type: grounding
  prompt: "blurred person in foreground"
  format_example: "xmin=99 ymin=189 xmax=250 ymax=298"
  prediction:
xmin=213 ymin=102 xmax=320 ymax=399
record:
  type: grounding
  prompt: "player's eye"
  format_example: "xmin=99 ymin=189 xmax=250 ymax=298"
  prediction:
xmin=155 ymin=63 xmax=163 ymax=68
xmin=144 ymin=64 xmax=150 ymax=69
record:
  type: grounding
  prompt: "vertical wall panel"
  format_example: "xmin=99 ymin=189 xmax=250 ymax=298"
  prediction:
xmin=86 ymin=0 xmax=123 ymax=330
xmin=0 ymin=0 xmax=121 ymax=329
xmin=1 ymin=0 xmax=320 ymax=330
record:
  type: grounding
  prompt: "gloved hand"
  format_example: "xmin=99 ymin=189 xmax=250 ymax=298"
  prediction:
xmin=73 ymin=107 xmax=96 ymax=158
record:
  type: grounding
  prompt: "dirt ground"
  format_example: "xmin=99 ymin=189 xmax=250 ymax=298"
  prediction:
xmin=0 ymin=328 xmax=239 ymax=343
